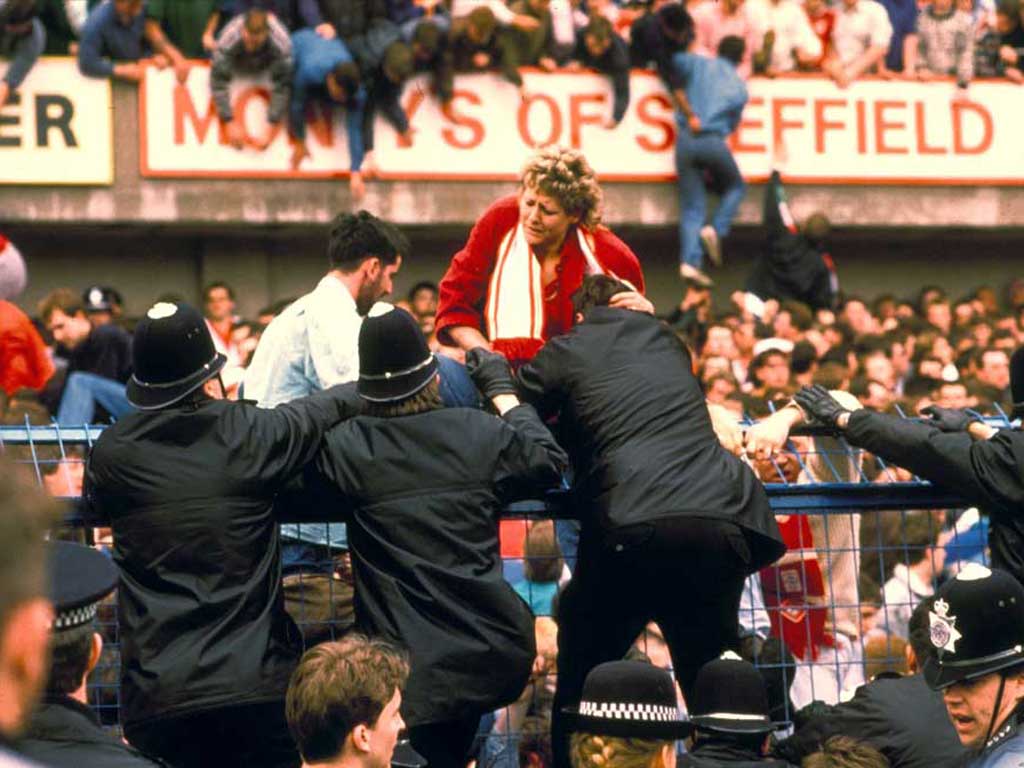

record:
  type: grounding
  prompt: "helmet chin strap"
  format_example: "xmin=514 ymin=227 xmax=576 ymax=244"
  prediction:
xmin=983 ymin=672 xmax=1008 ymax=750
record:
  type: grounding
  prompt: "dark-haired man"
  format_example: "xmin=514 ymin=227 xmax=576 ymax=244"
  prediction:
xmin=244 ymin=210 xmax=406 ymax=644
xmin=517 ymin=274 xmax=784 ymax=768
xmin=286 ymin=635 xmax=410 ymax=768
xmin=672 ymin=36 xmax=749 ymax=288
xmin=20 ymin=542 xmax=162 ymax=767
xmin=289 ymin=28 xmax=367 ymax=198
xmin=629 ymin=3 xmax=695 ymax=107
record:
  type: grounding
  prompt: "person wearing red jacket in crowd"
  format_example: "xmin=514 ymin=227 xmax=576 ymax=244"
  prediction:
xmin=435 ymin=146 xmax=652 ymax=372
xmin=0 ymin=234 xmax=54 ymax=398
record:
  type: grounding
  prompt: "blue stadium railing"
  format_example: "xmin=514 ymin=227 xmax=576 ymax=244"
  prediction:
xmin=0 ymin=413 xmax=1009 ymax=736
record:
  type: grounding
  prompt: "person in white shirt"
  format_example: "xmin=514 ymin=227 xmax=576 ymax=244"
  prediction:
xmin=825 ymin=0 xmax=893 ymax=85
xmin=875 ymin=511 xmax=946 ymax=641
xmin=748 ymin=0 xmax=822 ymax=72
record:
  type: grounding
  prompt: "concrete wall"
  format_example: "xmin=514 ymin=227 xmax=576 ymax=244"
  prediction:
xmin=3 ymin=83 xmax=1024 ymax=228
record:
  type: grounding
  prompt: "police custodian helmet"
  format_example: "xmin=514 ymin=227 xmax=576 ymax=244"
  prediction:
xmin=924 ymin=564 xmax=1024 ymax=691
xmin=126 ymin=302 xmax=227 ymax=410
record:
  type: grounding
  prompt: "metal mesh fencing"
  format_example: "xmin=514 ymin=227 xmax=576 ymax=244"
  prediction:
xmin=0 ymin=412 xmax=1009 ymax=749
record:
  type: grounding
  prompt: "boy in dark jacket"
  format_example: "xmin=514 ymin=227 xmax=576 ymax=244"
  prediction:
xmin=311 ymin=305 xmax=567 ymax=768
xmin=572 ymin=14 xmax=630 ymax=126
xmin=518 ymin=274 xmax=785 ymax=768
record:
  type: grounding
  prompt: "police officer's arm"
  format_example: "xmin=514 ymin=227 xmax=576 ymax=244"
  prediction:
xmin=844 ymin=410 xmax=1024 ymax=511
xmin=245 ymin=382 xmax=363 ymax=481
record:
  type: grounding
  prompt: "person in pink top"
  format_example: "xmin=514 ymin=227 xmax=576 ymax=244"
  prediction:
xmin=691 ymin=0 xmax=766 ymax=76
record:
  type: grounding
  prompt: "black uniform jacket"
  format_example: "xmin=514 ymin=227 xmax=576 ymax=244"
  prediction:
xmin=845 ymin=410 xmax=1024 ymax=584
xmin=20 ymin=695 xmax=164 ymax=767
xmin=682 ymin=738 xmax=796 ymax=768
xmin=774 ymin=673 xmax=967 ymax=768
xmin=312 ymin=404 xmax=567 ymax=727
xmin=518 ymin=307 xmax=785 ymax=572
xmin=84 ymin=385 xmax=361 ymax=728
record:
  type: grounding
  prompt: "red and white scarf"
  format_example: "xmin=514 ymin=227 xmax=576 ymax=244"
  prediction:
xmin=485 ymin=223 xmax=604 ymax=343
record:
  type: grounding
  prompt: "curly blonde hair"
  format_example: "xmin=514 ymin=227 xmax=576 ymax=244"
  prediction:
xmin=520 ymin=147 xmax=604 ymax=230
xmin=569 ymin=733 xmax=670 ymax=768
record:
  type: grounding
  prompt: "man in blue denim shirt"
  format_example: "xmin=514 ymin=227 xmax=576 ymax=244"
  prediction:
xmin=673 ymin=35 xmax=748 ymax=289
xmin=244 ymin=210 xmax=406 ymax=644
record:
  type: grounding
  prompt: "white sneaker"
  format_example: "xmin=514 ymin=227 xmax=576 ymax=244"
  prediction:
xmin=700 ymin=225 xmax=722 ymax=267
xmin=680 ymin=263 xmax=714 ymax=288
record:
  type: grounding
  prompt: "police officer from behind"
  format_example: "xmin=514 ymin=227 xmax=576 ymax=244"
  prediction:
xmin=750 ymin=346 xmax=1024 ymax=587
xmin=516 ymin=274 xmax=785 ymax=768
xmin=310 ymin=304 xmax=567 ymax=768
xmin=921 ymin=565 xmax=1024 ymax=767
xmin=85 ymin=302 xmax=363 ymax=768
xmin=683 ymin=652 xmax=793 ymax=768
xmin=20 ymin=542 xmax=162 ymax=767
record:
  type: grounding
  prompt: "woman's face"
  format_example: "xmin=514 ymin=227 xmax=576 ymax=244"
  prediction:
xmin=519 ymin=184 xmax=579 ymax=254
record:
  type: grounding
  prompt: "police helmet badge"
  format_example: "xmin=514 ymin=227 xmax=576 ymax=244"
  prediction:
xmin=930 ymin=598 xmax=963 ymax=655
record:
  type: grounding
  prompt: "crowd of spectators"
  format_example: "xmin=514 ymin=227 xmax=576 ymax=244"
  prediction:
xmin=4 ymin=0 xmax=1024 ymax=164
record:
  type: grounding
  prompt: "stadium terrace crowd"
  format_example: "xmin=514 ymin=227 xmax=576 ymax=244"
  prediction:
xmin=4 ymin=143 xmax=1024 ymax=768
xmin=3 ymin=0 xmax=1024 ymax=193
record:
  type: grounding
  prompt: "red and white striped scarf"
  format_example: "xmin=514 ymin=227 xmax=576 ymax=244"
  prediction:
xmin=485 ymin=223 xmax=604 ymax=344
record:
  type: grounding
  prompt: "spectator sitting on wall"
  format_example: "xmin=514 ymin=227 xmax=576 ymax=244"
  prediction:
xmin=875 ymin=0 xmax=917 ymax=75
xmin=220 ymin=0 xmax=313 ymax=33
xmin=144 ymin=0 xmax=219 ymax=59
xmin=568 ymin=15 xmax=630 ymax=128
xmin=409 ymin=20 xmax=455 ymax=114
xmin=803 ymin=0 xmax=836 ymax=67
xmin=387 ymin=0 xmax=449 ymax=41
xmin=823 ymin=0 xmax=893 ymax=87
xmin=77 ymin=0 xmax=189 ymax=83
xmin=288 ymin=28 xmax=367 ymax=199
xmin=974 ymin=2 xmax=1024 ymax=81
xmin=36 ymin=0 xmax=88 ymax=55
xmin=448 ymin=6 xmax=508 ymax=80
xmin=211 ymin=7 xmax=293 ymax=151
xmin=629 ymin=3 xmax=694 ymax=112
xmin=358 ymin=21 xmax=417 ymax=177
xmin=0 ymin=0 xmax=46 ymax=111
xmin=38 ymin=288 xmax=133 ymax=426
xmin=285 ymin=636 xmax=413 ymax=768
xmin=748 ymin=0 xmax=823 ymax=74
xmin=497 ymin=0 xmax=560 ymax=91
xmin=905 ymin=0 xmax=974 ymax=93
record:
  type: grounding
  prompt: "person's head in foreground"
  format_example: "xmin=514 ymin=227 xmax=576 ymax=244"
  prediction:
xmin=802 ymin=736 xmax=890 ymax=768
xmin=924 ymin=564 xmax=1024 ymax=752
xmin=689 ymin=651 xmax=776 ymax=756
xmin=564 ymin=660 xmax=690 ymax=768
xmin=286 ymin=635 xmax=411 ymax=768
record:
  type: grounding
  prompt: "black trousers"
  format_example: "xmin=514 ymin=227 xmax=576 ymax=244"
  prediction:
xmin=407 ymin=714 xmax=481 ymax=768
xmin=551 ymin=517 xmax=750 ymax=768
xmin=126 ymin=700 xmax=300 ymax=768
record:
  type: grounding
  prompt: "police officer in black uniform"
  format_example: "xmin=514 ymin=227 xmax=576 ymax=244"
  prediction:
xmin=310 ymin=304 xmax=567 ymax=768
xmin=683 ymin=652 xmax=794 ymax=768
xmin=774 ymin=597 xmax=966 ymax=768
xmin=516 ymin=275 xmax=785 ymax=768
xmin=787 ymin=346 xmax=1024 ymax=586
xmin=918 ymin=564 xmax=1024 ymax=768
xmin=20 ymin=542 xmax=164 ymax=767
xmin=85 ymin=301 xmax=363 ymax=768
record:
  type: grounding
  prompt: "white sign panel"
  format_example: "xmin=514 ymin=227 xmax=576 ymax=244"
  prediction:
xmin=0 ymin=58 xmax=113 ymax=185
xmin=140 ymin=64 xmax=1024 ymax=185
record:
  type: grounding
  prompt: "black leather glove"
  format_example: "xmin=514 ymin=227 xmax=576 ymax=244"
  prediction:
xmin=793 ymin=384 xmax=851 ymax=428
xmin=920 ymin=405 xmax=979 ymax=433
xmin=465 ymin=347 xmax=518 ymax=400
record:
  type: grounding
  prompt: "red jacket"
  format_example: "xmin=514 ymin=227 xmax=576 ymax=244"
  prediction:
xmin=0 ymin=301 xmax=54 ymax=396
xmin=436 ymin=196 xmax=645 ymax=365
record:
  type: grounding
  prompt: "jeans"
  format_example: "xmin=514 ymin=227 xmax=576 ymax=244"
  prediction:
xmin=675 ymin=130 xmax=747 ymax=270
xmin=436 ymin=354 xmax=480 ymax=408
xmin=56 ymin=372 xmax=133 ymax=426
xmin=0 ymin=19 xmax=45 ymax=90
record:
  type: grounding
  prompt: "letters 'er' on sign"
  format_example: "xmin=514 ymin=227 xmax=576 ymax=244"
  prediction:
xmin=140 ymin=66 xmax=1023 ymax=185
xmin=0 ymin=58 xmax=114 ymax=186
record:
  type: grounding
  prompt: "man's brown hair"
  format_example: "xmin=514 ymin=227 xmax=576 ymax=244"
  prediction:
xmin=803 ymin=737 xmax=890 ymax=768
xmin=286 ymin=634 xmax=410 ymax=764
xmin=37 ymin=288 xmax=84 ymax=325
xmin=571 ymin=274 xmax=633 ymax=316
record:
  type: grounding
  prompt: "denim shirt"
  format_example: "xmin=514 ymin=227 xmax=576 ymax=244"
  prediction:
xmin=244 ymin=274 xmax=361 ymax=549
